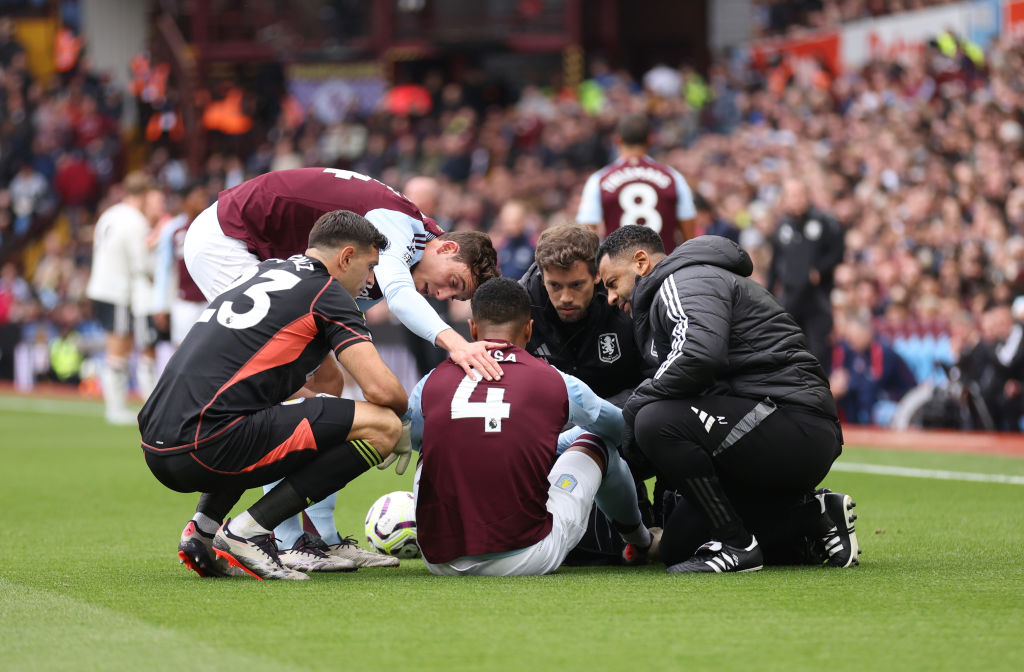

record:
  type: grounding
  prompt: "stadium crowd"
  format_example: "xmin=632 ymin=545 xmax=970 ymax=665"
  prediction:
xmin=751 ymin=0 xmax=963 ymax=36
xmin=2 ymin=9 xmax=1024 ymax=431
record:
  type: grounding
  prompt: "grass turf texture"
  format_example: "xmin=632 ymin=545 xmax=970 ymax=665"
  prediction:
xmin=1 ymin=397 xmax=1022 ymax=671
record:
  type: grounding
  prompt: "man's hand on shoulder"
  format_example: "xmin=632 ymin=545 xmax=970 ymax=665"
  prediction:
xmin=437 ymin=329 xmax=503 ymax=381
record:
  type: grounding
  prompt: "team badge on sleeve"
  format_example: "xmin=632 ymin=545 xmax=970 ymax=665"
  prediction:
xmin=555 ymin=474 xmax=578 ymax=492
xmin=598 ymin=333 xmax=621 ymax=363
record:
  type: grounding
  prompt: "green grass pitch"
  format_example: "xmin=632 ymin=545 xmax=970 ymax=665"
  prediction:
xmin=1 ymin=396 xmax=1022 ymax=671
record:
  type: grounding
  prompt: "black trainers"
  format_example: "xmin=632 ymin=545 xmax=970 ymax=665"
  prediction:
xmin=666 ymin=537 xmax=764 ymax=574
xmin=814 ymin=488 xmax=861 ymax=568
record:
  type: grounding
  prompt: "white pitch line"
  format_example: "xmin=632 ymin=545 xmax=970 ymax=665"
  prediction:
xmin=0 ymin=396 xmax=107 ymax=417
xmin=833 ymin=462 xmax=1024 ymax=485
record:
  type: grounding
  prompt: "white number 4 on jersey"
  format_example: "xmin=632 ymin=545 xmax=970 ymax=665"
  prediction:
xmin=450 ymin=373 xmax=510 ymax=433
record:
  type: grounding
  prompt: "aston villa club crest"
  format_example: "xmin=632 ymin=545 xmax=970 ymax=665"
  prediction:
xmin=598 ymin=333 xmax=621 ymax=363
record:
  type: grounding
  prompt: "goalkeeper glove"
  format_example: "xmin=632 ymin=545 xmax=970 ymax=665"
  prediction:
xmin=378 ymin=418 xmax=412 ymax=475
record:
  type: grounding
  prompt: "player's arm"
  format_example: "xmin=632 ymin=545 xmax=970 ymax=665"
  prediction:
xmin=672 ymin=168 xmax=698 ymax=242
xmin=372 ymin=255 xmax=502 ymax=380
xmin=623 ymin=273 xmax=730 ymax=421
xmin=336 ymin=341 xmax=407 ymax=417
xmin=557 ymin=369 xmax=625 ymax=447
xmin=576 ymin=172 xmax=604 ymax=237
xmin=679 ymin=218 xmax=696 ymax=242
xmin=316 ymin=284 xmax=408 ymax=416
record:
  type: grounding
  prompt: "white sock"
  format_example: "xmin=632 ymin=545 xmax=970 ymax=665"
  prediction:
xmin=263 ymin=479 xmax=303 ymax=547
xmin=306 ymin=493 xmax=341 ymax=545
xmin=191 ymin=512 xmax=220 ymax=536
xmin=101 ymin=358 xmax=129 ymax=417
xmin=136 ymin=355 xmax=156 ymax=400
xmin=594 ymin=452 xmax=645 ymax=537
xmin=228 ymin=511 xmax=271 ymax=539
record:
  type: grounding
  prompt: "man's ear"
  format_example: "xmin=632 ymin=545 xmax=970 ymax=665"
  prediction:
xmin=338 ymin=245 xmax=355 ymax=269
xmin=632 ymin=249 xmax=650 ymax=275
xmin=439 ymin=240 xmax=460 ymax=256
xmin=522 ymin=318 xmax=533 ymax=344
xmin=468 ymin=318 xmax=479 ymax=342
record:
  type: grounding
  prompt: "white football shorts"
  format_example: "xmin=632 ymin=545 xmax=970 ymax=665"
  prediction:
xmin=182 ymin=202 xmax=259 ymax=301
xmin=423 ymin=450 xmax=602 ymax=576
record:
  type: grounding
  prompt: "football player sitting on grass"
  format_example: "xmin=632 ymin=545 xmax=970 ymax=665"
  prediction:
xmin=407 ymin=278 xmax=655 ymax=576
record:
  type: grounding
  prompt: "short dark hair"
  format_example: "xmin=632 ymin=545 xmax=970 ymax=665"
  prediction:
xmin=596 ymin=225 xmax=665 ymax=267
xmin=439 ymin=231 xmax=500 ymax=290
xmin=471 ymin=277 xmax=531 ymax=328
xmin=617 ymin=114 xmax=651 ymax=147
xmin=535 ymin=224 xmax=599 ymax=276
xmin=308 ymin=210 xmax=389 ymax=252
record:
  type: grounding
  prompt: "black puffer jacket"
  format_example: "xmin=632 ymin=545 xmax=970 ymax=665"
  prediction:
xmin=520 ymin=262 xmax=652 ymax=400
xmin=623 ymin=236 xmax=838 ymax=423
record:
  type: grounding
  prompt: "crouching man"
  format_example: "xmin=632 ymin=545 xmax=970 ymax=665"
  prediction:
xmin=139 ymin=211 xmax=409 ymax=580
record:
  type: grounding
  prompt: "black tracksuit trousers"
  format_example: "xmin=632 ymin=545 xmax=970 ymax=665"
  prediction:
xmin=632 ymin=395 xmax=843 ymax=565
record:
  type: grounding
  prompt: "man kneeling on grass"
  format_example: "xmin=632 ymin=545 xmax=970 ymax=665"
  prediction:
xmin=139 ymin=211 xmax=410 ymax=580
xmin=408 ymin=278 xmax=653 ymax=576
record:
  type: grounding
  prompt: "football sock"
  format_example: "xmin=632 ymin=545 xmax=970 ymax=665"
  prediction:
xmin=262 ymin=478 xmax=303 ymax=548
xmin=287 ymin=440 xmax=383 ymax=503
xmin=136 ymin=355 xmax=156 ymax=400
xmin=101 ymin=356 xmax=129 ymax=417
xmin=616 ymin=521 xmax=653 ymax=549
xmin=191 ymin=511 xmax=220 ymax=536
xmin=247 ymin=480 xmax=306 ymax=533
xmin=304 ymin=492 xmax=342 ymax=545
xmin=228 ymin=511 xmax=272 ymax=539
xmin=594 ymin=451 xmax=644 ymax=532
xmin=195 ymin=490 xmax=243 ymax=526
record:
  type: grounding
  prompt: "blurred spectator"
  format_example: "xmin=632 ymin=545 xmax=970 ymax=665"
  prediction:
xmin=32 ymin=231 xmax=75 ymax=310
xmin=493 ymin=200 xmax=537 ymax=280
xmin=0 ymin=260 xmax=32 ymax=324
xmin=694 ymin=193 xmax=740 ymax=243
xmin=767 ymin=178 xmax=844 ymax=371
xmin=831 ymin=313 xmax=917 ymax=426
xmin=958 ymin=302 xmax=1024 ymax=431
xmin=9 ymin=162 xmax=50 ymax=234
xmin=47 ymin=301 xmax=85 ymax=385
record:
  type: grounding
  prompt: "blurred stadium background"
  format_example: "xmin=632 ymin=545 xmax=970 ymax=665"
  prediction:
xmin=2 ymin=0 xmax=1024 ymax=433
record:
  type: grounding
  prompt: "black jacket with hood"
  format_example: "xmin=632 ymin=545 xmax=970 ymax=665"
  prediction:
xmin=623 ymin=236 xmax=839 ymax=425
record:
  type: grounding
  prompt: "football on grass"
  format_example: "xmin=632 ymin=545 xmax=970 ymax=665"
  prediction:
xmin=364 ymin=490 xmax=420 ymax=558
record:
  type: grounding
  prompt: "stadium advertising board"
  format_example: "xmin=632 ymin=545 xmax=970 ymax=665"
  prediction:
xmin=1005 ymin=0 xmax=1024 ymax=39
xmin=840 ymin=3 xmax=971 ymax=67
xmin=748 ymin=30 xmax=841 ymax=74
xmin=285 ymin=62 xmax=387 ymax=125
